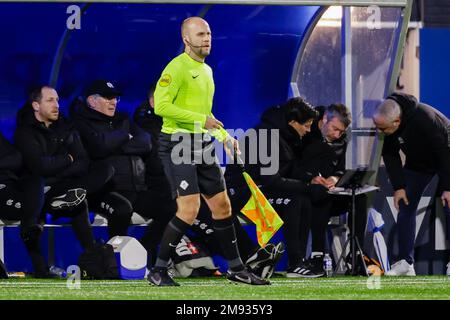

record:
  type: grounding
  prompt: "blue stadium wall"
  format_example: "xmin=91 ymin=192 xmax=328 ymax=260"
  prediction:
xmin=0 ymin=3 xmax=319 ymax=141
xmin=420 ymin=28 xmax=450 ymax=118
xmin=0 ymin=2 xmax=319 ymax=272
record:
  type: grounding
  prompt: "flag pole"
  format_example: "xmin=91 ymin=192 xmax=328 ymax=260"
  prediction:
xmin=226 ymin=139 xmax=273 ymax=231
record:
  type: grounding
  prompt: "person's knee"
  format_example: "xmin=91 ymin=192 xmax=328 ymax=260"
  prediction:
xmin=103 ymin=193 xmax=133 ymax=219
xmin=177 ymin=196 xmax=201 ymax=224
xmin=211 ymin=197 xmax=231 ymax=219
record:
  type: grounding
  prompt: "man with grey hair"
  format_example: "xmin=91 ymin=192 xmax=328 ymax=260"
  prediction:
xmin=373 ymin=92 xmax=450 ymax=276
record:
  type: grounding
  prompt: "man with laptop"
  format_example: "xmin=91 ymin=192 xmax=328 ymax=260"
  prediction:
xmin=293 ymin=103 xmax=369 ymax=276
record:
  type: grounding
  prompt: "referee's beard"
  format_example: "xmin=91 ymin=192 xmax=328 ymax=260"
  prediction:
xmin=190 ymin=46 xmax=210 ymax=59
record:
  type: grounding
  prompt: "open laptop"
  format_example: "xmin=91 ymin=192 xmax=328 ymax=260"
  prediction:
xmin=328 ymin=169 xmax=378 ymax=195
xmin=334 ymin=169 xmax=375 ymax=188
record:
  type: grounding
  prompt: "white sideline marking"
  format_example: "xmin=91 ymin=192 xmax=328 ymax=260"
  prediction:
xmin=1 ymin=277 xmax=448 ymax=288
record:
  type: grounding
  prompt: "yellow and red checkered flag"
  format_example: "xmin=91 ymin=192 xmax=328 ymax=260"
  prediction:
xmin=240 ymin=172 xmax=284 ymax=247
xmin=225 ymin=139 xmax=283 ymax=247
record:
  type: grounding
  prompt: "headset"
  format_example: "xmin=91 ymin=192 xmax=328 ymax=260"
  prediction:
xmin=184 ymin=38 xmax=204 ymax=48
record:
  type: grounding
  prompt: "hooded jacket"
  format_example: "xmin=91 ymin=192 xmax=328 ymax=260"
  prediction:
xmin=14 ymin=103 xmax=89 ymax=185
xmin=71 ymin=99 xmax=152 ymax=192
xmin=225 ymin=105 xmax=307 ymax=194
xmin=0 ymin=132 xmax=22 ymax=183
xmin=382 ymin=92 xmax=450 ymax=191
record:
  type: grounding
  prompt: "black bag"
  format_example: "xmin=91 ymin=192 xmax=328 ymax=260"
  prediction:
xmin=169 ymin=236 xmax=219 ymax=278
xmin=78 ymin=243 xmax=119 ymax=279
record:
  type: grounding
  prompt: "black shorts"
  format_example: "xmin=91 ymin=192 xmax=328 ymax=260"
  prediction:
xmin=159 ymin=132 xmax=226 ymax=199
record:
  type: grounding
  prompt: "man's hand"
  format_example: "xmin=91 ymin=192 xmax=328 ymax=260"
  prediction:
xmin=441 ymin=191 xmax=450 ymax=208
xmin=224 ymin=137 xmax=241 ymax=159
xmin=394 ymin=188 xmax=409 ymax=211
xmin=311 ymin=176 xmax=329 ymax=187
xmin=324 ymin=176 xmax=339 ymax=189
xmin=205 ymin=116 xmax=224 ymax=130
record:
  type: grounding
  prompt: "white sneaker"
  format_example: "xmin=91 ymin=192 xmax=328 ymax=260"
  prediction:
xmin=385 ymin=259 xmax=416 ymax=276
xmin=446 ymin=262 xmax=450 ymax=276
xmin=49 ymin=188 xmax=86 ymax=210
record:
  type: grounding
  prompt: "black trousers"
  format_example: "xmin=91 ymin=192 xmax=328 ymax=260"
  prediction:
xmin=123 ymin=186 xmax=176 ymax=264
xmin=228 ymin=185 xmax=311 ymax=268
xmin=44 ymin=163 xmax=114 ymax=201
xmin=43 ymin=164 xmax=114 ymax=250
xmin=0 ymin=176 xmax=44 ymax=228
xmin=0 ymin=177 xmax=47 ymax=274
xmin=89 ymin=178 xmax=176 ymax=267
xmin=308 ymin=184 xmax=368 ymax=255
xmin=396 ymin=169 xmax=450 ymax=264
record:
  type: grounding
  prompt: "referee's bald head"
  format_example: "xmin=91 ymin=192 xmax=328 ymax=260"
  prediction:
xmin=181 ymin=16 xmax=209 ymax=37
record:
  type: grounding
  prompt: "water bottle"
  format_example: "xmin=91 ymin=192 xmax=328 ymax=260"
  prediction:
xmin=49 ymin=265 xmax=67 ymax=278
xmin=323 ymin=254 xmax=333 ymax=277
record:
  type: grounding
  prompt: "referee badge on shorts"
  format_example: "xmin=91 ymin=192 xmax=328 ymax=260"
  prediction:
xmin=180 ymin=180 xmax=189 ymax=190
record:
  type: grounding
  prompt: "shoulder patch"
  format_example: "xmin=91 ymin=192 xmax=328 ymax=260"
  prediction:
xmin=159 ymin=74 xmax=172 ymax=87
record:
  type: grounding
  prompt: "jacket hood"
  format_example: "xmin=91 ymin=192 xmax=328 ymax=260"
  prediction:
xmin=16 ymin=102 xmax=38 ymax=127
xmin=259 ymin=106 xmax=300 ymax=142
xmin=386 ymin=92 xmax=419 ymax=125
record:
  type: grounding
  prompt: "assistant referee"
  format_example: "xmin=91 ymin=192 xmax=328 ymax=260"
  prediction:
xmin=147 ymin=16 xmax=269 ymax=286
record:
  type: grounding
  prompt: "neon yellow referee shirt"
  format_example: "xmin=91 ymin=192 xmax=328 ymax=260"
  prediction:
xmin=154 ymin=52 xmax=229 ymax=142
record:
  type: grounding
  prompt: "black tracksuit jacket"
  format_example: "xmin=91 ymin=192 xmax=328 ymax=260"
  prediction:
xmin=225 ymin=105 xmax=307 ymax=194
xmin=293 ymin=106 xmax=347 ymax=183
xmin=382 ymin=93 xmax=450 ymax=191
xmin=15 ymin=104 xmax=89 ymax=186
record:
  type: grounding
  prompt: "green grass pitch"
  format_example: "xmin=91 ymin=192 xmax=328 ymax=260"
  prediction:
xmin=0 ymin=275 xmax=449 ymax=300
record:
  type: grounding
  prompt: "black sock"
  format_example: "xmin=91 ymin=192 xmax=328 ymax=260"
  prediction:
xmin=212 ymin=216 xmax=244 ymax=272
xmin=154 ymin=216 xmax=191 ymax=269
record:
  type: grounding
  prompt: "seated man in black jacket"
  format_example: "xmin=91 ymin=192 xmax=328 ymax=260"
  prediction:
xmin=71 ymin=80 xmax=174 ymax=268
xmin=0 ymin=132 xmax=47 ymax=277
xmin=15 ymin=86 xmax=112 ymax=272
xmin=225 ymin=97 xmax=320 ymax=278
xmin=297 ymin=103 xmax=368 ymax=276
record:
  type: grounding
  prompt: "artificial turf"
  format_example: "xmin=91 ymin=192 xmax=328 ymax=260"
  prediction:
xmin=0 ymin=275 xmax=448 ymax=300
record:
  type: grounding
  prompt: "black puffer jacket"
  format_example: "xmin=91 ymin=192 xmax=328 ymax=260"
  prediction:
xmin=133 ymin=101 xmax=170 ymax=189
xmin=14 ymin=104 xmax=89 ymax=185
xmin=382 ymin=92 xmax=450 ymax=191
xmin=133 ymin=101 xmax=163 ymax=144
xmin=225 ymin=105 xmax=307 ymax=194
xmin=0 ymin=132 xmax=22 ymax=183
xmin=71 ymin=99 xmax=152 ymax=192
